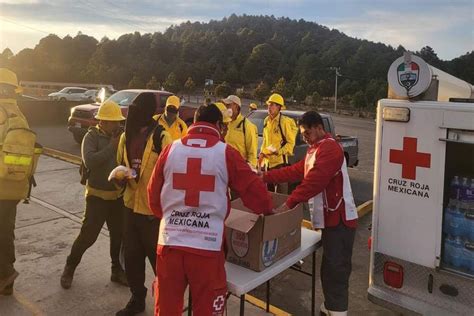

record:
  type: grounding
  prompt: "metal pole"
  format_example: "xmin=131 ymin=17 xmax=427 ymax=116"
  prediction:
xmin=334 ymin=71 xmax=338 ymax=112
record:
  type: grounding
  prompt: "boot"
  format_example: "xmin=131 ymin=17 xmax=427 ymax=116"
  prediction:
xmin=116 ymin=295 xmax=145 ymax=316
xmin=0 ymin=281 xmax=13 ymax=296
xmin=0 ymin=270 xmax=18 ymax=292
xmin=60 ymin=264 xmax=76 ymax=289
xmin=320 ymin=302 xmax=347 ymax=316
xmin=111 ymin=267 xmax=128 ymax=287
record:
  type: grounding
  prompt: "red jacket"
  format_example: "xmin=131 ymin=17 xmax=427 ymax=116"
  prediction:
xmin=263 ymin=133 xmax=357 ymax=228
xmin=148 ymin=122 xmax=274 ymax=256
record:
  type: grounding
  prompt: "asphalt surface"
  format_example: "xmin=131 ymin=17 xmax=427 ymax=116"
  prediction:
xmin=26 ymin=112 xmax=393 ymax=315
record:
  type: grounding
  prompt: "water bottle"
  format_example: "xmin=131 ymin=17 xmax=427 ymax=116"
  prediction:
xmin=448 ymin=204 xmax=465 ymax=238
xmin=450 ymin=176 xmax=461 ymax=201
xmin=451 ymin=236 xmax=464 ymax=269
xmin=466 ymin=208 xmax=474 ymax=242
xmin=461 ymin=240 xmax=474 ymax=274
xmin=443 ymin=204 xmax=453 ymax=233
xmin=443 ymin=236 xmax=454 ymax=266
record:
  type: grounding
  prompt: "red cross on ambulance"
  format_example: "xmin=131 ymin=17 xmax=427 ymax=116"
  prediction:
xmin=389 ymin=137 xmax=431 ymax=180
xmin=173 ymin=157 xmax=216 ymax=207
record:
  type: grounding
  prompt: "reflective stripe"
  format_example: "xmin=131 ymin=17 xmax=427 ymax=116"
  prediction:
xmin=4 ymin=155 xmax=32 ymax=166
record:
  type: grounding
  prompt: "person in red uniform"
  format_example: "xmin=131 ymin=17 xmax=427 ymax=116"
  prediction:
xmin=263 ymin=111 xmax=358 ymax=316
xmin=148 ymin=103 xmax=274 ymax=316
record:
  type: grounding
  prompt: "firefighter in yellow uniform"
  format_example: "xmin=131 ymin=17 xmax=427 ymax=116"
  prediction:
xmin=154 ymin=95 xmax=187 ymax=141
xmin=0 ymin=69 xmax=41 ymax=295
xmin=259 ymin=93 xmax=297 ymax=194
xmin=113 ymin=93 xmax=172 ymax=316
xmin=214 ymin=102 xmax=232 ymax=138
xmin=222 ymin=95 xmax=258 ymax=167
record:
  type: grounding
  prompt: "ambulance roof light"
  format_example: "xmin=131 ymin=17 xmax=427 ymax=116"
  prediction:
xmin=387 ymin=52 xmax=474 ymax=102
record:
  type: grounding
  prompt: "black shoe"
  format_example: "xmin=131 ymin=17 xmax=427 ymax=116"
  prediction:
xmin=60 ymin=264 xmax=76 ymax=289
xmin=116 ymin=296 xmax=145 ymax=316
xmin=0 ymin=281 xmax=13 ymax=296
xmin=111 ymin=267 xmax=128 ymax=287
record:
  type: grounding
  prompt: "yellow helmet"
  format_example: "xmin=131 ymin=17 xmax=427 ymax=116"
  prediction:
xmin=215 ymin=102 xmax=232 ymax=123
xmin=266 ymin=93 xmax=285 ymax=110
xmin=166 ymin=95 xmax=180 ymax=108
xmin=249 ymin=103 xmax=257 ymax=110
xmin=0 ymin=68 xmax=22 ymax=94
xmin=95 ymin=100 xmax=126 ymax=121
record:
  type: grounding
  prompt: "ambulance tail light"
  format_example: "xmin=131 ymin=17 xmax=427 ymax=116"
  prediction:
xmin=383 ymin=262 xmax=404 ymax=289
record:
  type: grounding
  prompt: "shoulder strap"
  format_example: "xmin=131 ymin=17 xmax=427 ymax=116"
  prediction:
xmin=278 ymin=114 xmax=287 ymax=146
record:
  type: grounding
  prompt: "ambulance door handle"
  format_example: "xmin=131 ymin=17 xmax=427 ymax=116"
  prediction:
xmin=438 ymin=138 xmax=474 ymax=145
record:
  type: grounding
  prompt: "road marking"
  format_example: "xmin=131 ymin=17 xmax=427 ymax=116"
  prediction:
xmin=244 ymin=294 xmax=291 ymax=315
xmin=13 ymin=291 xmax=45 ymax=316
xmin=42 ymin=147 xmax=81 ymax=165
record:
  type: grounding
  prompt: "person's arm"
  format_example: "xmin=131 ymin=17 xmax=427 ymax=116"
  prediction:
xmin=246 ymin=121 xmax=258 ymax=168
xmin=82 ymin=131 xmax=117 ymax=170
xmin=263 ymin=158 xmax=305 ymax=183
xmin=278 ymin=117 xmax=298 ymax=157
xmin=286 ymin=141 xmax=343 ymax=209
xmin=226 ymin=146 xmax=273 ymax=215
xmin=116 ymin=133 xmax=125 ymax=165
xmin=147 ymin=143 xmax=172 ymax=219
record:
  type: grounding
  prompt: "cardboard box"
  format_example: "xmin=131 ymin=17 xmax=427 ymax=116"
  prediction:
xmin=225 ymin=192 xmax=304 ymax=272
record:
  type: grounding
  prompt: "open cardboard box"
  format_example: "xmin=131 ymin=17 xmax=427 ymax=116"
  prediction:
xmin=225 ymin=192 xmax=304 ymax=271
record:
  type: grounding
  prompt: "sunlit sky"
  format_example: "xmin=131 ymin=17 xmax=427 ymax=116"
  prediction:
xmin=0 ymin=0 xmax=473 ymax=60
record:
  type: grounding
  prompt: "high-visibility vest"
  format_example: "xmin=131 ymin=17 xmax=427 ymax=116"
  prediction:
xmin=0 ymin=100 xmax=42 ymax=200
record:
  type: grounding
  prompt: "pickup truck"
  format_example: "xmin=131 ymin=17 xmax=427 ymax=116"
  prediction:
xmin=67 ymin=89 xmax=197 ymax=144
xmin=247 ymin=110 xmax=359 ymax=167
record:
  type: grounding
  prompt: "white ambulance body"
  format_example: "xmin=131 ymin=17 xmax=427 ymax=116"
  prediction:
xmin=368 ymin=53 xmax=474 ymax=315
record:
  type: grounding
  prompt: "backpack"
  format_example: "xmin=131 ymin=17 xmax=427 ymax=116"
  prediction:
xmin=152 ymin=123 xmax=166 ymax=154
xmin=0 ymin=105 xmax=42 ymax=200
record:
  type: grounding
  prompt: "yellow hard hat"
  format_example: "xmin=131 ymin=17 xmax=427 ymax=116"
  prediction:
xmin=249 ymin=103 xmax=257 ymax=110
xmin=95 ymin=100 xmax=126 ymax=121
xmin=166 ymin=95 xmax=180 ymax=108
xmin=215 ymin=102 xmax=232 ymax=123
xmin=266 ymin=93 xmax=285 ymax=110
xmin=0 ymin=68 xmax=22 ymax=94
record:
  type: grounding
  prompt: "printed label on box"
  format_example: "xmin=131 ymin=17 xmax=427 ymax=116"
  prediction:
xmin=231 ymin=229 xmax=249 ymax=258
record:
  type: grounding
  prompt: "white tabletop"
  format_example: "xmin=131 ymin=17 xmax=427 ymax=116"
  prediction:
xmin=225 ymin=228 xmax=322 ymax=296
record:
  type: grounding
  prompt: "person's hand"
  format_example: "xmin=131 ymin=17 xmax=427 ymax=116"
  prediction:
xmin=274 ymin=203 xmax=290 ymax=214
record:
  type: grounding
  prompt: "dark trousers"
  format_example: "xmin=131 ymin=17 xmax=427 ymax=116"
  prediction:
xmin=66 ymin=196 xmax=124 ymax=270
xmin=0 ymin=200 xmax=19 ymax=279
xmin=266 ymin=164 xmax=289 ymax=194
xmin=123 ymin=207 xmax=159 ymax=299
xmin=321 ymin=222 xmax=356 ymax=311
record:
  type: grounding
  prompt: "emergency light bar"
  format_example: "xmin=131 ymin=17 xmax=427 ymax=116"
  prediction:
xmin=387 ymin=52 xmax=474 ymax=101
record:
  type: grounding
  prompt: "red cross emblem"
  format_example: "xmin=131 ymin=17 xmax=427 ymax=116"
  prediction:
xmin=173 ymin=158 xmax=215 ymax=207
xmin=212 ymin=295 xmax=226 ymax=312
xmin=389 ymin=137 xmax=431 ymax=180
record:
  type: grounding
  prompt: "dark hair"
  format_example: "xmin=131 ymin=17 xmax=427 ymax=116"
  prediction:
xmin=125 ymin=92 xmax=156 ymax=141
xmin=194 ymin=103 xmax=223 ymax=124
xmin=298 ymin=111 xmax=325 ymax=130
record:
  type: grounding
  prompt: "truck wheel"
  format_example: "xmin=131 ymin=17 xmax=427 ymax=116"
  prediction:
xmin=344 ymin=152 xmax=350 ymax=167
xmin=60 ymin=97 xmax=67 ymax=101
xmin=73 ymin=132 xmax=84 ymax=144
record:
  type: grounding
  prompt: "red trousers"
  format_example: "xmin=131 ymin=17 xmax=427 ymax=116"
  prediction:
xmin=154 ymin=247 xmax=227 ymax=316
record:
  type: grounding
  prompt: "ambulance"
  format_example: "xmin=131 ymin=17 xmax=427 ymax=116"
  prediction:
xmin=368 ymin=52 xmax=474 ymax=315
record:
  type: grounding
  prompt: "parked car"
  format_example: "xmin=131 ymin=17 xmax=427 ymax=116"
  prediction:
xmin=82 ymin=89 xmax=98 ymax=102
xmin=68 ymin=89 xmax=197 ymax=144
xmin=48 ymin=87 xmax=88 ymax=101
xmin=247 ymin=110 xmax=359 ymax=167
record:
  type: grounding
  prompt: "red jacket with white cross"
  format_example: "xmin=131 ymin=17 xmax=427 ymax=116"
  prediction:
xmin=147 ymin=122 xmax=274 ymax=256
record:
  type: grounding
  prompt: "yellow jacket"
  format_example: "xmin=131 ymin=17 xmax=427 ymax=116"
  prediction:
xmin=261 ymin=113 xmax=298 ymax=168
xmin=225 ymin=114 xmax=258 ymax=167
xmin=117 ymin=127 xmax=172 ymax=215
xmin=154 ymin=114 xmax=187 ymax=141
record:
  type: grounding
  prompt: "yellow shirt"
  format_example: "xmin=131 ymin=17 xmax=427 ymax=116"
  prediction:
xmin=225 ymin=114 xmax=258 ymax=167
xmin=261 ymin=113 xmax=298 ymax=168
xmin=117 ymin=128 xmax=172 ymax=215
xmin=154 ymin=114 xmax=188 ymax=141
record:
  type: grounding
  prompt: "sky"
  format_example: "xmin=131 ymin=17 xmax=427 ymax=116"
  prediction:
xmin=0 ymin=0 xmax=473 ymax=60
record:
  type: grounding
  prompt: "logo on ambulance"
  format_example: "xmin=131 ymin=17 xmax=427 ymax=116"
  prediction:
xmin=397 ymin=62 xmax=419 ymax=90
xmin=389 ymin=137 xmax=431 ymax=180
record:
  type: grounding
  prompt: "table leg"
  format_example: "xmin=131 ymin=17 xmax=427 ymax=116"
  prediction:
xmin=312 ymin=251 xmax=316 ymax=316
xmin=188 ymin=289 xmax=192 ymax=316
xmin=266 ymin=280 xmax=270 ymax=312
xmin=240 ymin=294 xmax=245 ymax=316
